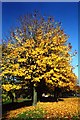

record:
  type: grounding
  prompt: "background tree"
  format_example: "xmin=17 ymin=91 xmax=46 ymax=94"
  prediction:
xmin=2 ymin=83 xmax=21 ymax=103
xmin=1 ymin=11 xmax=77 ymax=105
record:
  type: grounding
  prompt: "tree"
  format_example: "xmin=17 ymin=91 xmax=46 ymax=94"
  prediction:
xmin=1 ymin=11 xmax=77 ymax=105
xmin=2 ymin=83 xmax=21 ymax=103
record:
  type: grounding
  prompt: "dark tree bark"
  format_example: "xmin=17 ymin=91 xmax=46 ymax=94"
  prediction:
xmin=8 ymin=91 xmax=14 ymax=103
xmin=54 ymin=87 xmax=61 ymax=102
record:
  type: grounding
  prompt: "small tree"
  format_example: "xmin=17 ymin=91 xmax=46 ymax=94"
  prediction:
xmin=1 ymin=11 xmax=77 ymax=105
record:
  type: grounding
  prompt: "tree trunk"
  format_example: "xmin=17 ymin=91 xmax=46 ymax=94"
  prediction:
xmin=32 ymin=85 xmax=37 ymax=106
xmin=12 ymin=96 xmax=14 ymax=103
xmin=54 ymin=87 xmax=59 ymax=102
xmin=8 ymin=91 xmax=14 ymax=103
xmin=37 ymin=91 xmax=42 ymax=102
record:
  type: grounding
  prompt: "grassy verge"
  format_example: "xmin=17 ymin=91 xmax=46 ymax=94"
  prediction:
xmin=3 ymin=98 xmax=31 ymax=105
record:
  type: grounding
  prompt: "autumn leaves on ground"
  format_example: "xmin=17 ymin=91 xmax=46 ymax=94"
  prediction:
xmin=3 ymin=97 xmax=80 ymax=120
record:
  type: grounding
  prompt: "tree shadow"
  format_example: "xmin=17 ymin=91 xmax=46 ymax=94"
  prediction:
xmin=2 ymin=100 xmax=32 ymax=114
xmin=2 ymin=100 xmax=33 ymax=120
xmin=40 ymin=96 xmax=64 ymax=102
xmin=2 ymin=97 xmax=64 ymax=114
xmin=2 ymin=97 xmax=64 ymax=120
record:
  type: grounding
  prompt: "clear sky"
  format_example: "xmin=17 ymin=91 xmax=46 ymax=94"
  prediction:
xmin=2 ymin=2 xmax=78 ymax=82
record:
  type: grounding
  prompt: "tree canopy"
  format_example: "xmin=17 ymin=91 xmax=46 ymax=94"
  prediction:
xmin=1 ymin=12 xmax=77 ymax=104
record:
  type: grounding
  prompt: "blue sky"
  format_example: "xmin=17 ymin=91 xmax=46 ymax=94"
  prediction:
xmin=2 ymin=2 xmax=78 ymax=81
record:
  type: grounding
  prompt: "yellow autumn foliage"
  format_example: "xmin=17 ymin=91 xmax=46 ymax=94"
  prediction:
xmin=2 ymin=84 xmax=21 ymax=92
xmin=1 ymin=14 xmax=77 ymax=92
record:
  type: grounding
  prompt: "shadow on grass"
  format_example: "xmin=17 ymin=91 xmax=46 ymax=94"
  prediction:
xmin=2 ymin=100 xmax=32 ymax=114
xmin=2 ymin=97 xmax=64 ymax=113
xmin=2 ymin=100 xmax=33 ymax=120
xmin=40 ymin=96 xmax=64 ymax=102
xmin=2 ymin=97 xmax=64 ymax=120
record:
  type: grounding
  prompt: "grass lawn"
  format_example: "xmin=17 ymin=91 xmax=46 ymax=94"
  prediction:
xmin=3 ymin=98 xmax=31 ymax=105
xmin=2 ymin=97 xmax=80 ymax=120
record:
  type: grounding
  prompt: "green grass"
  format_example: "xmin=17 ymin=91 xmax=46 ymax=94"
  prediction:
xmin=10 ymin=108 xmax=47 ymax=120
xmin=3 ymin=97 xmax=31 ymax=105
xmin=17 ymin=98 xmax=31 ymax=103
xmin=10 ymin=115 xmax=80 ymax=120
xmin=3 ymin=99 xmax=12 ymax=105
